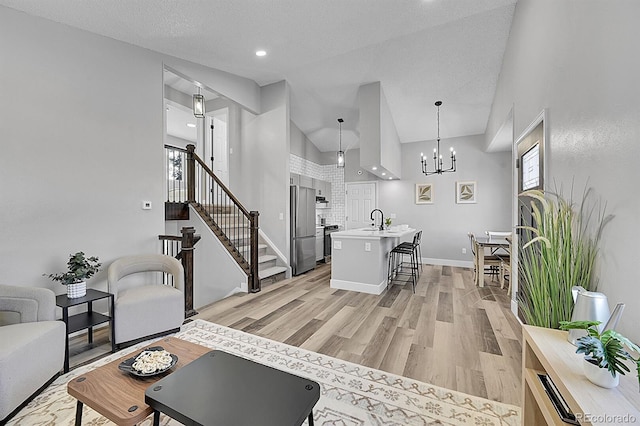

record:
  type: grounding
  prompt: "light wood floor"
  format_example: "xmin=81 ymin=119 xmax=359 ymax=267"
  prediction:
xmin=70 ymin=263 xmax=522 ymax=406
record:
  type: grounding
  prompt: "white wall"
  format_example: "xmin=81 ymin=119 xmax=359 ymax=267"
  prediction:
xmin=165 ymin=209 xmax=246 ymax=309
xmin=290 ymin=121 xmax=327 ymax=165
xmin=0 ymin=7 xmax=263 ymax=298
xmin=377 ymin=135 xmax=512 ymax=264
xmin=237 ymin=81 xmax=291 ymax=258
xmin=485 ymin=0 xmax=640 ymax=341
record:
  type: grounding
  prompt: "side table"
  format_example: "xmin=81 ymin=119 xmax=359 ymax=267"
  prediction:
xmin=56 ymin=289 xmax=115 ymax=373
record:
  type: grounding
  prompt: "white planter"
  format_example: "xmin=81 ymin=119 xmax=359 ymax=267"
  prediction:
xmin=583 ymin=359 xmax=619 ymax=388
xmin=67 ymin=281 xmax=87 ymax=299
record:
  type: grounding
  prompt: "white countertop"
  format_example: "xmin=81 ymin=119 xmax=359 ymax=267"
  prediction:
xmin=331 ymin=227 xmax=415 ymax=239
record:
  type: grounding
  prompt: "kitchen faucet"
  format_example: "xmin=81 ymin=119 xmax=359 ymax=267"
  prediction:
xmin=370 ymin=209 xmax=385 ymax=231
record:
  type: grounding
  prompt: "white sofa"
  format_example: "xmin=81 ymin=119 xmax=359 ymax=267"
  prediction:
xmin=0 ymin=285 xmax=65 ymax=423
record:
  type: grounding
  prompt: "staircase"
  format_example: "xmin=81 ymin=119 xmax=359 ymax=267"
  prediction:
xmin=165 ymin=144 xmax=287 ymax=292
xmin=204 ymin=208 xmax=287 ymax=286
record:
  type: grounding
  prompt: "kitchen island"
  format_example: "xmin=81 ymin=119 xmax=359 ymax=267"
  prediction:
xmin=330 ymin=227 xmax=415 ymax=294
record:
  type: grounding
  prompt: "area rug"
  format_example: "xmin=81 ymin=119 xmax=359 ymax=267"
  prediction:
xmin=9 ymin=319 xmax=520 ymax=425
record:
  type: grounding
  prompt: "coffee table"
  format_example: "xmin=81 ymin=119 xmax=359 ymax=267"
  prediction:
xmin=67 ymin=337 xmax=210 ymax=425
xmin=145 ymin=350 xmax=321 ymax=426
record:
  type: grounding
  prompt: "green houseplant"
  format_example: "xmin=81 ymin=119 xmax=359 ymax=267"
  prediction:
xmin=384 ymin=218 xmax=392 ymax=229
xmin=517 ymin=185 xmax=611 ymax=329
xmin=46 ymin=252 xmax=101 ymax=298
xmin=560 ymin=320 xmax=640 ymax=389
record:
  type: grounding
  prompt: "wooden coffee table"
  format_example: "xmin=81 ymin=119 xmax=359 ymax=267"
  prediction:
xmin=67 ymin=337 xmax=210 ymax=425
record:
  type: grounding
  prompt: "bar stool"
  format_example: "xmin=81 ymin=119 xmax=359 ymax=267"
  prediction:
xmin=387 ymin=231 xmax=421 ymax=293
xmin=396 ymin=230 xmax=422 ymax=276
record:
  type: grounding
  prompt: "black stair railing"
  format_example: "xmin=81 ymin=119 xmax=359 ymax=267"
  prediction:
xmin=165 ymin=144 xmax=260 ymax=293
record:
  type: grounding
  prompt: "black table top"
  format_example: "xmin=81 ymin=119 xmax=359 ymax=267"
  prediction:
xmin=145 ymin=350 xmax=320 ymax=426
xmin=55 ymin=288 xmax=112 ymax=308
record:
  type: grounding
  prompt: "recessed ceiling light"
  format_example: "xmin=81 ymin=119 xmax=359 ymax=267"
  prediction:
xmin=186 ymin=123 xmax=196 ymax=128
xmin=372 ymin=166 xmax=377 ymax=170
xmin=388 ymin=177 xmax=393 ymax=180
xmin=381 ymin=172 xmax=386 ymax=176
xmin=255 ymin=50 xmax=267 ymax=57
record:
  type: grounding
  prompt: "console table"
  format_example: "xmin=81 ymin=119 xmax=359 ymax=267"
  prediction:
xmin=522 ymin=325 xmax=640 ymax=425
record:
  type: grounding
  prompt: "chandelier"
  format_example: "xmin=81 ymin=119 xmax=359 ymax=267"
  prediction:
xmin=337 ymin=118 xmax=345 ymax=168
xmin=420 ymin=101 xmax=456 ymax=175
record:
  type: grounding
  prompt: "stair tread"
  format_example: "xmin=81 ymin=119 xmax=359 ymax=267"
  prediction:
xmin=258 ymin=255 xmax=277 ymax=264
xmin=259 ymin=266 xmax=287 ymax=280
xmin=238 ymin=243 xmax=267 ymax=252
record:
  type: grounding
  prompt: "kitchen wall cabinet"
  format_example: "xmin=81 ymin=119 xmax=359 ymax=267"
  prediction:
xmin=290 ymin=173 xmax=300 ymax=186
xmin=291 ymin=173 xmax=331 ymax=205
xmin=299 ymin=175 xmax=313 ymax=188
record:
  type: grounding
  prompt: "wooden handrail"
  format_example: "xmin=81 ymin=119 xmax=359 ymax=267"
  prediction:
xmin=186 ymin=145 xmax=251 ymax=217
xmin=184 ymin=144 xmax=261 ymax=293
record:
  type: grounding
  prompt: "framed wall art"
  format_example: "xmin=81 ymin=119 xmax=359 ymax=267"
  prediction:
xmin=456 ymin=181 xmax=476 ymax=204
xmin=415 ymin=183 xmax=433 ymax=204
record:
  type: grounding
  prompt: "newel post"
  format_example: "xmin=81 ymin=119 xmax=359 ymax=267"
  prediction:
xmin=180 ymin=226 xmax=197 ymax=317
xmin=249 ymin=211 xmax=260 ymax=293
xmin=186 ymin=144 xmax=196 ymax=203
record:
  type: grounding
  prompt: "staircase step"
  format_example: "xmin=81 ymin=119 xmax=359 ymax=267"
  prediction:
xmin=258 ymin=255 xmax=277 ymax=265
xmin=259 ymin=266 xmax=287 ymax=280
xmin=238 ymin=243 xmax=267 ymax=253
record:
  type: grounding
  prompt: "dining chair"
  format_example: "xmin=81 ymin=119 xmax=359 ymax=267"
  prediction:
xmin=468 ymin=232 xmax=502 ymax=285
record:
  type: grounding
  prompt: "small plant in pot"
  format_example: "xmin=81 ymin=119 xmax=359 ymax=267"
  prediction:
xmin=384 ymin=218 xmax=392 ymax=229
xmin=560 ymin=320 xmax=640 ymax=389
xmin=45 ymin=252 xmax=101 ymax=298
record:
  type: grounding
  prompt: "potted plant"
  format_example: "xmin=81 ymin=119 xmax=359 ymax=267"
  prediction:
xmin=384 ymin=218 xmax=392 ymax=230
xmin=46 ymin=252 xmax=101 ymax=298
xmin=560 ymin=320 xmax=640 ymax=389
xmin=517 ymin=185 xmax=612 ymax=329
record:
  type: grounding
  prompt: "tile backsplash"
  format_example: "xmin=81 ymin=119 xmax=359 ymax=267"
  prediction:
xmin=290 ymin=154 xmax=345 ymax=229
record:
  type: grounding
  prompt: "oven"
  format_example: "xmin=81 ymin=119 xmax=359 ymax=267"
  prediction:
xmin=324 ymin=225 xmax=339 ymax=257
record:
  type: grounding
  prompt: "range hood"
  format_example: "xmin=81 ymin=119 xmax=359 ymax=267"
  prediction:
xmin=358 ymin=82 xmax=402 ymax=180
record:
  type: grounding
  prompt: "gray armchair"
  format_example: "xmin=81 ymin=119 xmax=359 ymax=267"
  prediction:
xmin=108 ymin=254 xmax=185 ymax=346
xmin=0 ymin=284 xmax=65 ymax=423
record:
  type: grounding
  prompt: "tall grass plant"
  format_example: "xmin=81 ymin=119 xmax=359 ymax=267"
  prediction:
xmin=517 ymin=184 xmax=612 ymax=329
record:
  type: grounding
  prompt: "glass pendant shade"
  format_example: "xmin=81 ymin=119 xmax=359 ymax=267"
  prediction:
xmin=337 ymin=118 xmax=345 ymax=168
xmin=193 ymin=93 xmax=205 ymax=118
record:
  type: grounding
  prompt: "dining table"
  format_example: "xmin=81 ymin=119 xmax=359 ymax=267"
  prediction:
xmin=474 ymin=237 xmax=510 ymax=287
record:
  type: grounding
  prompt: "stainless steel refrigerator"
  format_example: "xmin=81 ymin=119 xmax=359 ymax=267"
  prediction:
xmin=290 ymin=185 xmax=317 ymax=276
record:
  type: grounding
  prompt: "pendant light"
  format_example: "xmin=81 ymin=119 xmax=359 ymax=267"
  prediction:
xmin=337 ymin=118 xmax=345 ymax=168
xmin=420 ymin=101 xmax=456 ymax=175
xmin=193 ymin=87 xmax=205 ymax=118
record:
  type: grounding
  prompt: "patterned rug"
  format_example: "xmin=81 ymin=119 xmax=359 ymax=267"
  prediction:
xmin=9 ymin=319 xmax=520 ymax=425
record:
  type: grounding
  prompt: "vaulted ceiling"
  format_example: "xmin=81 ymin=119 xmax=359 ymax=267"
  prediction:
xmin=0 ymin=0 xmax=517 ymax=152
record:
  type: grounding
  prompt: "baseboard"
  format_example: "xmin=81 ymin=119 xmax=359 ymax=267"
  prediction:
xmin=422 ymin=258 xmax=474 ymax=268
xmin=330 ymin=278 xmax=386 ymax=295
xmin=511 ymin=298 xmax=519 ymax=318
xmin=258 ymin=229 xmax=288 ymax=265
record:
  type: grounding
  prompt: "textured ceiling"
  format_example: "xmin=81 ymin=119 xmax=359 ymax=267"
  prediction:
xmin=0 ymin=0 xmax=517 ymax=152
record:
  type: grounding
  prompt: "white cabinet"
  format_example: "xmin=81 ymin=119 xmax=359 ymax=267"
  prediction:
xmin=315 ymin=227 xmax=324 ymax=261
xmin=290 ymin=173 xmax=300 ymax=186
xmin=299 ymin=175 xmax=313 ymax=188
